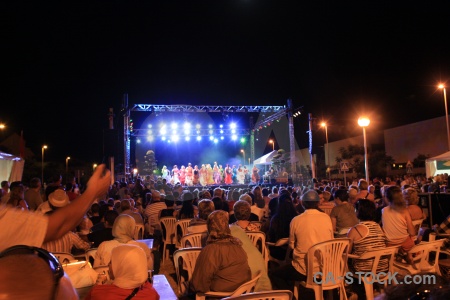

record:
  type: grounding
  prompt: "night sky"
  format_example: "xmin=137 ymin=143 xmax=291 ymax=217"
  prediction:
xmin=3 ymin=1 xmax=450 ymax=166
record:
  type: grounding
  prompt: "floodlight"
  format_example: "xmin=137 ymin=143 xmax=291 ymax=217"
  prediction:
xmin=220 ymin=124 xmax=223 ymax=128
xmin=230 ymin=123 xmax=237 ymax=129
xmin=171 ymin=122 xmax=178 ymax=129
xmin=231 ymin=129 xmax=236 ymax=134
xmin=137 ymin=139 xmax=141 ymax=143
xmin=196 ymin=136 xmax=202 ymax=141
xmin=196 ymin=124 xmax=201 ymax=129
xmin=160 ymin=128 xmax=167 ymax=135
xmin=220 ymin=129 xmax=224 ymax=134
xmin=231 ymin=134 xmax=237 ymax=140
xmin=220 ymin=136 xmax=224 ymax=140
xmin=209 ymin=136 xmax=214 ymax=140
xmin=161 ymin=136 xmax=166 ymax=141
xmin=209 ymin=129 xmax=213 ymax=135
xmin=147 ymin=129 xmax=152 ymax=135
xmin=172 ymin=135 xmax=179 ymax=142
xmin=240 ymin=137 xmax=246 ymax=143
xmin=214 ymin=138 xmax=218 ymax=143
xmin=208 ymin=124 xmax=213 ymax=129
xmin=185 ymin=136 xmax=191 ymax=141
xmin=147 ymin=124 xmax=152 ymax=128
xmin=146 ymin=136 xmax=154 ymax=142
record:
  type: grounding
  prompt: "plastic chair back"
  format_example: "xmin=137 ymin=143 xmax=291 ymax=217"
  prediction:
xmin=160 ymin=216 xmax=177 ymax=261
xmin=175 ymin=219 xmax=192 ymax=248
xmin=173 ymin=247 xmax=202 ymax=295
xmin=134 ymin=224 xmax=145 ymax=240
xmin=181 ymin=232 xmax=207 ymax=248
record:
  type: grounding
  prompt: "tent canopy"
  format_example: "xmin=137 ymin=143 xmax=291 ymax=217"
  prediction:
xmin=254 ymin=150 xmax=277 ymax=165
xmin=0 ymin=152 xmax=24 ymax=183
xmin=425 ymin=151 xmax=450 ymax=178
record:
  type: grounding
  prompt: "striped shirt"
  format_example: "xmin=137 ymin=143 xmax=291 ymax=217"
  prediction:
xmin=351 ymin=221 xmax=388 ymax=273
xmin=42 ymin=231 xmax=90 ymax=254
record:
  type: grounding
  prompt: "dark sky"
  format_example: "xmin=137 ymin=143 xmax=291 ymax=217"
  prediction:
xmin=3 ymin=1 xmax=450 ymax=165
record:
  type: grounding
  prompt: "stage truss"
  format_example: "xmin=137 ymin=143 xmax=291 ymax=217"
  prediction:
xmin=122 ymin=97 xmax=299 ymax=178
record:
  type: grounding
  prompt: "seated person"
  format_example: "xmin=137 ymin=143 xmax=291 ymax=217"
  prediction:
xmin=0 ymin=245 xmax=78 ymax=300
xmin=347 ymin=200 xmax=388 ymax=273
xmin=403 ymin=187 xmax=426 ymax=221
xmin=189 ymin=210 xmax=251 ymax=294
xmin=86 ymin=244 xmax=159 ymax=300
xmin=95 ymin=214 xmax=153 ymax=270
xmin=330 ymin=189 xmax=359 ymax=235
xmin=230 ymin=200 xmax=261 ymax=231
xmin=87 ymin=210 xmax=119 ymax=247
xmin=228 ymin=194 xmax=259 ymax=224
xmin=188 ymin=199 xmax=215 ymax=234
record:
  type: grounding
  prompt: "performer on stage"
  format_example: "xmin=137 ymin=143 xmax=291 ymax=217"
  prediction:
xmin=179 ymin=165 xmax=186 ymax=186
xmin=185 ymin=163 xmax=193 ymax=186
xmin=224 ymin=164 xmax=233 ymax=185
xmin=252 ymin=165 xmax=260 ymax=184
xmin=237 ymin=164 xmax=245 ymax=184
xmin=243 ymin=165 xmax=250 ymax=184
xmin=172 ymin=165 xmax=180 ymax=185
xmin=199 ymin=164 xmax=207 ymax=186
xmin=206 ymin=163 xmax=214 ymax=185
xmin=193 ymin=165 xmax=200 ymax=185
xmin=219 ymin=164 xmax=224 ymax=184
xmin=162 ymin=165 xmax=171 ymax=183
xmin=213 ymin=162 xmax=221 ymax=185
xmin=232 ymin=165 xmax=237 ymax=184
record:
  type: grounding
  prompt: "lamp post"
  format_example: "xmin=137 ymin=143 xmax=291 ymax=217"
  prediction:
xmin=66 ymin=156 xmax=71 ymax=176
xmin=269 ymin=139 xmax=275 ymax=151
xmin=241 ymin=149 xmax=245 ymax=165
xmin=41 ymin=145 xmax=48 ymax=184
xmin=321 ymin=122 xmax=330 ymax=179
xmin=438 ymin=84 xmax=450 ymax=151
xmin=358 ymin=117 xmax=370 ymax=182
xmin=93 ymin=164 xmax=97 ymax=173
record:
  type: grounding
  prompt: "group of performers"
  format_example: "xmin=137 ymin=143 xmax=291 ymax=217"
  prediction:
xmin=160 ymin=162 xmax=261 ymax=186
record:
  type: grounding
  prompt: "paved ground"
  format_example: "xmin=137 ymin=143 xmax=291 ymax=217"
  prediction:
xmin=158 ymin=253 xmax=179 ymax=297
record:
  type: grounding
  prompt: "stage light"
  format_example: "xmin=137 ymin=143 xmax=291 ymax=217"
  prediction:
xmin=220 ymin=136 xmax=224 ymax=140
xmin=162 ymin=136 xmax=166 ymax=141
xmin=209 ymin=136 xmax=214 ymax=140
xmin=208 ymin=124 xmax=213 ymax=129
xmin=196 ymin=124 xmax=201 ymax=129
xmin=184 ymin=128 xmax=191 ymax=135
xmin=230 ymin=123 xmax=237 ymax=129
xmin=185 ymin=136 xmax=191 ymax=141
xmin=147 ymin=129 xmax=152 ymax=135
xmin=146 ymin=136 xmax=154 ymax=142
xmin=197 ymin=136 xmax=202 ymax=141
xmin=137 ymin=139 xmax=141 ymax=143
xmin=171 ymin=122 xmax=178 ymax=130
xmin=214 ymin=138 xmax=218 ymax=143
xmin=231 ymin=134 xmax=237 ymax=140
xmin=147 ymin=124 xmax=152 ymax=128
xmin=240 ymin=137 xmax=246 ymax=143
xmin=231 ymin=129 xmax=236 ymax=134
xmin=183 ymin=122 xmax=191 ymax=129
xmin=196 ymin=130 xmax=200 ymax=134
xmin=209 ymin=129 xmax=213 ymax=135
xmin=220 ymin=124 xmax=223 ymax=128
xmin=172 ymin=135 xmax=179 ymax=142
xmin=220 ymin=129 xmax=224 ymax=134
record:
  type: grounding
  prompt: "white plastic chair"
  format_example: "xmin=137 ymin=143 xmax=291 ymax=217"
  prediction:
xmin=160 ymin=216 xmax=177 ymax=261
xmin=348 ymin=246 xmax=399 ymax=300
xmin=411 ymin=219 xmax=424 ymax=241
xmin=393 ymin=239 xmax=444 ymax=275
xmin=221 ymin=289 xmax=293 ymax=300
xmin=85 ymin=248 xmax=98 ymax=266
xmin=196 ymin=270 xmax=262 ymax=300
xmin=134 ymin=223 xmax=145 ymax=240
xmin=245 ymin=231 xmax=268 ymax=268
xmin=51 ymin=252 xmax=76 ymax=264
xmin=173 ymin=247 xmax=202 ymax=295
xmin=294 ymin=238 xmax=350 ymax=300
xmin=180 ymin=232 xmax=207 ymax=248
xmin=175 ymin=219 xmax=192 ymax=249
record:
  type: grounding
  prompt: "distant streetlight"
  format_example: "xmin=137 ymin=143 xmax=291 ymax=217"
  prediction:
xmin=438 ymin=84 xmax=450 ymax=151
xmin=93 ymin=164 xmax=97 ymax=172
xmin=241 ymin=149 xmax=245 ymax=165
xmin=269 ymin=139 xmax=275 ymax=151
xmin=41 ymin=145 xmax=48 ymax=184
xmin=321 ymin=122 xmax=330 ymax=179
xmin=66 ymin=156 xmax=71 ymax=175
xmin=358 ymin=117 xmax=370 ymax=182
xmin=0 ymin=123 xmax=5 ymax=130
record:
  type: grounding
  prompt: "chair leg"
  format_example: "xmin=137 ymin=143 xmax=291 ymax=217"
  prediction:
xmin=340 ymin=283 xmax=348 ymax=300
xmin=312 ymin=286 xmax=324 ymax=300
xmin=364 ymin=282 xmax=374 ymax=300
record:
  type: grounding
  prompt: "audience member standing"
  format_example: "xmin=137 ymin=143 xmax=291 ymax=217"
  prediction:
xmin=24 ymin=177 xmax=43 ymax=211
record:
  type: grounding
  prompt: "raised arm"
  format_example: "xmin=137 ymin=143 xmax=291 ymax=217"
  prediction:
xmin=44 ymin=164 xmax=111 ymax=243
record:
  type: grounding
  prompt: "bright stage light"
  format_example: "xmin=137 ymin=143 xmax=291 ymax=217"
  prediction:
xmin=171 ymin=122 xmax=178 ymax=130
xmin=220 ymin=136 xmax=224 ymax=140
xmin=185 ymin=136 xmax=190 ymax=141
xmin=231 ymin=134 xmax=237 ymax=140
xmin=209 ymin=136 xmax=214 ymax=140
xmin=197 ymin=136 xmax=202 ymax=141
xmin=146 ymin=136 xmax=154 ymax=142
xmin=208 ymin=124 xmax=213 ymax=129
xmin=240 ymin=137 xmax=246 ymax=143
xmin=161 ymin=136 xmax=166 ymax=141
xmin=196 ymin=130 xmax=200 ymax=134
xmin=147 ymin=124 xmax=152 ymax=128
xmin=196 ymin=124 xmax=201 ymax=129
xmin=230 ymin=123 xmax=236 ymax=129
xmin=184 ymin=129 xmax=191 ymax=135
xmin=209 ymin=129 xmax=213 ymax=135
xmin=160 ymin=127 xmax=167 ymax=135
xmin=231 ymin=129 xmax=236 ymax=134
xmin=147 ymin=129 xmax=152 ymax=135
xmin=214 ymin=138 xmax=218 ymax=143
xmin=172 ymin=135 xmax=179 ymax=142
xmin=220 ymin=124 xmax=223 ymax=128
xmin=137 ymin=139 xmax=141 ymax=143
xmin=220 ymin=129 xmax=224 ymax=134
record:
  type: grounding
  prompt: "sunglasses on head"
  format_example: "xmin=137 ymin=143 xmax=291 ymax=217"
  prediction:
xmin=0 ymin=245 xmax=64 ymax=296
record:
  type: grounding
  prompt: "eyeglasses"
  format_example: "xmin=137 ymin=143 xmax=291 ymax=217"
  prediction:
xmin=0 ymin=245 xmax=64 ymax=299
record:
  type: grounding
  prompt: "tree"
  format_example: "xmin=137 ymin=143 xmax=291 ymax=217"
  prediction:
xmin=413 ymin=153 xmax=430 ymax=168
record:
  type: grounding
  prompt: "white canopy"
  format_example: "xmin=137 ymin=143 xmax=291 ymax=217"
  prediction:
xmin=425 ymin=151 xmax=450 ymax=178
xmin=0 ymin=152 xmax=24 ymax=183
xmin=253 ymin=150 xmax=277 ymax=165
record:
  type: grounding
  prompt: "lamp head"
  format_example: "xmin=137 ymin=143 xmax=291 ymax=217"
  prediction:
xmin=358 ymin=117 xmax=370 ymax=127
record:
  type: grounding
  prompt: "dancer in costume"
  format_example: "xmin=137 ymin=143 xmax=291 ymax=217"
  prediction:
xmin=237 ymin=165 xmax=245 ymax=184
xmin=224 ymin=164 xmax=233 ymax=185
xmin=232 ymin=165 xmax=237 ymax=184
xmin=185 ymin=163 xmax=193 ymax=186
xmin=206 ymin=164 xmax=215 ymax=185
xmin=193 ymin=165 xmax=200 ymax=185
xmin=179 ymin=165 xmax=186 ymax=186
xmin=252 ymin=165 xmax=260 ymax=184
xmin=162 ymin=165 xmax=171 ymax=183
xmin=199 ymin=164 xmax=207 ymax=186
xmin=219 ymin=165 xmax=224 ymax=184
xmin=172 ymin=165 xmax=180 ymax=185
xmin=213 ymin=162 xmax=221 ymax=185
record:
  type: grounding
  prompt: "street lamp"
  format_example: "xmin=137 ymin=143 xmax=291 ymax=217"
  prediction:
xmin=41 ymin=145 xmax=48 ymax=184
xmin=240 ymin=149 xmax=245 ymax=165
xmin=438 ymin=84 xmax=450 ymax=151
xmin=93 ymin=164 xmax=97 ymax=172
xmin=321 ymin=122 xmax=330 ymax=179
xmin=66 ymin=156 xmax=71 ymax=175
xmin=358 ymin=117 xmax=370 ymax=182
xmin=269 ymin=139 xmax=275 ymax=151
